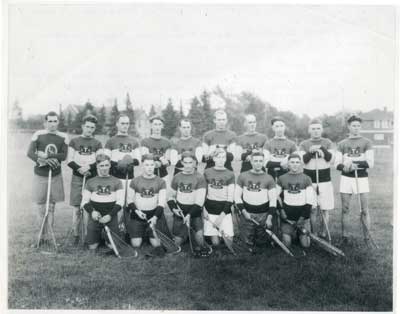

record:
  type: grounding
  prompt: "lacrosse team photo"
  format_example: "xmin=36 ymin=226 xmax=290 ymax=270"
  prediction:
xmin=4 ymin=3 xmax=396 ymax=312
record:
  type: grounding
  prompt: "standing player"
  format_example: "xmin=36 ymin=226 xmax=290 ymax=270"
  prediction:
xmin=298 ymin=119 xmax=335 ymax=237
xmin=235 ymin=152 xmax=277 ymax=249
xmin=81 ymin=154 xmax=124 ymax=251
xmin=236 ymin=114 xmax=268 ymax=173
xmin=68 ymin=115 xmax=102 ymax=245
xmin=202 ymin=110 xmax=236 ymax=171
xmin=168 ymin=152 xmax=207 ymax=251
xmin=27 ymin=111 xmax=68 ymax=245
xmin=335 ymin=115 xmax=374 ymax=244
xmin=170 ymin=119 xmax=203 ymax=175
xmin=125 ymin=154 xmax=167 ymax=255
xmin=141 ymin=116 xmax=171 ymax=179
xmin=277 ymin=154 xmax=314 ymax=248
xmin=203 ymin=149 xmax=235 ymax=247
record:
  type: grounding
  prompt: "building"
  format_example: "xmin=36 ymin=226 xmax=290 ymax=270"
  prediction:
xmin=360 ymin=108 xmax=394 ymax=148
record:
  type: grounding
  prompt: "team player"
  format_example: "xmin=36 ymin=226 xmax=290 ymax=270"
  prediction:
xmin=235 ymin=152 xmax=277 ymax=249
xmin=68 ymin=115 xmax=102 ymax=245
xmin=27 ymin=111 xmax=68 ymax=245
xmin=168 ymin=152 xmax=207 ymax=251
xmin=141 ymin=116 xmax=171 ymax=179
xmin=236 ymin=114 xmax=268 ymax=173
xmin=298 ymin=119 xmax=335 ymax=237
xmin=170 ymin=119 xmax=203 ymax=175
xmin=335 ymin=115 xmax=374 ymax=244
xmin=81 ymin=154 xmax=124 ymax=251
xmin=277 ymin=154 xmax=314 ymax=248
xmin=203 ymin=149 xmax=235 ymax=246
xmin=125 ymin=154 xmax=167 ymax=254
xmin=202 ymin=110 xmax=236 ymax=171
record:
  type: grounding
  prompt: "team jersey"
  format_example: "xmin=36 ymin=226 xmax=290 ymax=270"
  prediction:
xmin=277 ymin=172 xmax=314 ymax=221
xmin=141 ymin=137 xmax=171 ymax=178
xmin=81 ymin=175 xmax=124 ymax=217
xmin=263 ymin=137 xmax=297 ymax=179
xmin=68 ymin=136 xmax=102 ymax=178
xmin=104 ymin=134 xmax=140 ymax=179
xmin=170 ymin=171 xmax=207 ymax=216
xmin=128 ymin=175 xmax=166 ymax=212
xmin=26 ymin=130 xmax=68 ymax=177
xmin=170 ymin=137 xmax=203 ymax=175
xmin=298 ymin=137 xmax=334 ymax=183
xmin=203 ymin=129 xmax=237 ymax=171
xmin=235 ymin=171 xmax=275 ymax=213
xmin=203 ymin=167 xmax=235 ymax=215
xmin=236 ymin=132 xmax=268 ymax=172
xmin=336 ymin=136 xmax=374 ymax=178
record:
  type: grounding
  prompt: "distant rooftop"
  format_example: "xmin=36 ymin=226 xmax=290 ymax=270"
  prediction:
xmin=360 ymin=108 xmax=393 ymax=121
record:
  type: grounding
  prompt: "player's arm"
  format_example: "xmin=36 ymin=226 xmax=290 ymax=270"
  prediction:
xmin=226 ymin=141 xmax=236 ymax=163
xmin=67 ymin=146 xmax=80 ymax=171
xmin=354 ymin=144 xmax=374 ymax=169
xmin=132 ymin=145 xmax=141 ymax=166
xmin=298 ymin=142 xmax=312 ymax=164
xmin=26 ymin=136 xmax=39 ymax=163
xmin=298 ymin=180 xmax=314 ymax=224
xmin=167 ymin=181 xmax=182 ymax=216
xmin=154 ymin=186 xmax=167 ymax=219
xmin=109 ymin=184 xmax=124 ymax=217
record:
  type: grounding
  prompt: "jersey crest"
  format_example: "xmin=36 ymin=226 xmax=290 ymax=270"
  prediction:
xmin=45 ymin=143 xmax=58 ymax=155
xmin=210 ymin=179 xmax=224 ymax=189
xmin=141 ymin=188 xmax=155 ymax=198
xmin=119 ymin=143 xmax=133 ymax=153
xmin=273 ymin=148 xmax=287 ymax=158
xmin=288 ymin=183 xmax=301 ymax=194
xmin=245 ymin=143 xmax=261 ymax=152
xmin=346 ymin=147 xmax=361 ymax=157
xmin=246 ymin=180 xmax=261 ymax=192
xmin=96 ymin=185 xmax=111 ymax=195
xmin=152 ymin=148 xmax=164 ymax=158
xmin=79 ymin=145 xmax=93 ymax=155
xmin=178 ymin=183 xmax=193 ymax=193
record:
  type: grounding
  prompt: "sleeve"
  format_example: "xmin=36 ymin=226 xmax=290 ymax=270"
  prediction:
xmin=82 ymin=181 xmax=94 ymax=213
xmin=157 ymin=180 xmax=167 ymax=207
xmin=194 ymin=178 xmax=207 ymax=207
xmin=140 ymin=139 xmax=150 ymax=156
xmin=234 ymin=183 xmax=244 ymax=207
xmin=267 ymin=187 xmax=277 ymax=215
xmin=126 ymin=179 xmax=136 ymax=205
xmin=334 ymin=142 xmax=345 ymax=171
xmin=26 ymin=137 xmax=38 ymax=163
xmin=67 ymin=144 xmax=81 ymax=171
xmin=320 ymin=141 xmax=333 ymax=162
xmin=299 ymin=142 xmax=313 ymax=164
xmin=305 ymin=177 xmax=315 ymax=206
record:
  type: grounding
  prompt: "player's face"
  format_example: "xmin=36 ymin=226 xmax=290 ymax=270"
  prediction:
xmin=246 ymin=117 xmax=257 ymax=133
xmin=288 ymin=158 xmax=301 ymax=173
xmin=180 ymin=121 xmax=191 ymax=137
xmin=348 ymin=121 xmax=361 ymax=136
xmin=82 ymin=121 xmax=96 ymax=137
xmin=182 ymin=156 xmax=195 ymax=173
xmin=151 ymin=119 xmax=163 ymax=135
xmin=213 ymin=152 xmax=226 ymax=168
xmin=143 ymin=159 xmax=155 ymax=176
xmin=214 ymin=115 xmax=227 ymax=130
xmin=117 ymin=117 xmax=130 ymax=134
xmin=251 ymin=156 xmax=264 ymax=172
xmin=97 ymin=160 xmax=111 ymax=176
xmin=272 ymin=121 xmax=285 ymax=137
xmin=45 ymin=115 xmax=59 ymax=132
xmin=309 ymin=123 xmax=322 ymax=139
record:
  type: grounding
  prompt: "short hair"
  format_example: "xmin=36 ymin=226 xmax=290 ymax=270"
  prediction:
xmin=96 ymin=153 xmax=110 ymax=164
xmin=214 ymin=110 xmax=227 ymax=119
xmin=271 ymin=116 xmax=285 ymax=126
xmin=117 ymin=114 xmax=130 ymax=123
xmin=347 ymin=114 xmax=362 ymax=124
xmin=288 ymin=153 xmax=301 ymax=161
xmin=181 ymin=151 xmax=195 ymax=161
xmin=309 ymin=118 xmax=322 ymax=125
xmin=250 ymin=151 xmax=264 ymax=158
xmin=245 ymin=114 xmax=256 ymax=122
xmin=45 ymin=111 xmax=58 ymax=121
xmin=179 ymin=119 xmax=191 ymax=127
xmin=212 ymin=148 xmax=227 ymax=158
xmin=149 ymin=115 xmax=164 ymax=123
xmin=83 ymin=114 xmax=98 ymax=125
xmin=142 ymin=153 xmax=155 ymax=162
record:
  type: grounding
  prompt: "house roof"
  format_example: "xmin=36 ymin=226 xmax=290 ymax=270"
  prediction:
xmin=360 ymin=108 xmax=393 ymax=121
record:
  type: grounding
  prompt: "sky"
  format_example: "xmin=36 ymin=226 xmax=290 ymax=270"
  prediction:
xmin=7 ymin=4 xmax=396 ymax=118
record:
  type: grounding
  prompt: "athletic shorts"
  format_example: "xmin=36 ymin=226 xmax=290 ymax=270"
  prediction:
xmin=86 ymin=215 xmax=119 ymax=245
xmin=32 ymin=173 xmax=65 ymax=204
xmin=172 ymin=215 xmax=203 ymax=239
xmin=126 ymin=217 xmax=156 ymax=239
xmin=70 ymin=175 xmax=85 ymax=206
xmin=239 ymin=212 xmax=269 ymax=245
xmin=340 ymin=176 xmax=369 ymax=194
xmin=204 ymin=213 xmax=234 ymax=237
xmin=281 ymin=219 xmax=311 ymax=238
xmin=312 ymin=181 xmax=334 ymax=210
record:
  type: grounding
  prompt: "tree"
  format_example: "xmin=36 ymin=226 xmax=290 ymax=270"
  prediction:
xmin=178 ymin=100 xmax=185 ymax=120
xmin=187 ymin=97 xmax=205 ymax=138
xmin=320 ymin=114 xmax=349 ymax=143
xmin=108 ymin=99 xmax=120 ymax=136
xmin=66 ymin=111 xmax=73 ymax=133
xmin=9 ymin=101 xmax=25 ymax=129
xmin=58 ymin=104 xmax=67 ymax=132
xmin=97 ymin=105 xmax=106 ymax=134
xmin=149 ymin=104 xmax=157 ymax=117
xmin=161 ymin=98 xmax=179 ymax=138
xmin=200 ymin=90 xmax=214 ymax=133
xmin=124 ymin=93 xmax=137 ymax=136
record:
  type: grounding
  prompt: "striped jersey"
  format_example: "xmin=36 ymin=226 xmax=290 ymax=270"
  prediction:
xmin=203 ymin=129 xmax=237 ymax=171
xmin=141 ymin=137 xmax=171 ymax=178
xmin=204 ymin=167 xmax=235 ymax=215
xmin=336 ymin=136 xmax=373 ymax=178
xmin=171 ymin=137 xmax=202 ymax=174
xmin=104 ymin=135 xmax=140 ymax=179
xmin=26 ymin=130 xmax=68 ymax=177
xmin=236 ymin=132 xmax=268 ymax=172
xmin=236 ymin=171 xmax=275 ymax=213
xmin=128 ymin=176 xmax=166 ymax=212
xmin=82 ymin=175 xmax=124 ymax=216
xmin=68 ymin=136 xmax=102 ymax=178
xmin=299 ymin=137 xmax=333 ymax=183
xmin=263 ymin=137 xmax=297 ymax=179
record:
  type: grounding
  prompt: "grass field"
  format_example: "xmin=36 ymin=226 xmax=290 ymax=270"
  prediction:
xmin=7 ymin=132 xmax=393 ymax=310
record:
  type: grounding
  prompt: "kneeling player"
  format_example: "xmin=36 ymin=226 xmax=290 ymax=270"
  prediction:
xmin=277 ymin=154 xmax=314 ymax=248
xmin=81 ymin=154 xmax=124 ymax=251
xmin=168 ymin=152 xmax=207 ymax=251
xmin=235 ymin=152 xmax=277 ymax=249
xmin=126 ymin=154 xmax=166 ymax=254
xmin=203 ymin=149 xmax=235 ymax=247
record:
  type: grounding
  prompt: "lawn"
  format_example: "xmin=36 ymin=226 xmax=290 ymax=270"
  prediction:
xmin=7 ymin=131 xmax=393 ymax=310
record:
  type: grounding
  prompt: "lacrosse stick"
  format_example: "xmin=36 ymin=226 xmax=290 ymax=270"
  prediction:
xmin=78 ymin=174 xmax=87 ymax=245
xmin=315 ymin=153 xmax=331 ymax=243
xmin=104 ymin=225 xmax=121 ymax=258
xmin=354 ymin=168 xmax=378 ymax=249
xmin=149 ymin=219 xmax=181 ymax=254
xmin=121 ymin=172 xmax=130 ymax=243
xmin=250 ymin=218 xmax=294 ymax=257
xmin=105 ymin=226 xmax=138 ymax=258
xmin=274 ymin=168 xmax=282 ymax=238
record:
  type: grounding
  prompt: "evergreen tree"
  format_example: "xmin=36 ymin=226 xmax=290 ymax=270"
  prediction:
xmin=188 ymin=97 xmax=204 ymax=138
xmin=125 ymin=93 xmax=137 ymax=136
xmin=178 ymin=100 xmax=185 ymax=120
xmin=149 ymin=104 xmax=157 ymax=117
xmin=161 ymin=98 xmax=179 ymax=138
xmin=66 ymin=111 xmax=73 ymax=133
xmin=109 ymin=99 xmax=120 ymax=136
xmin=200 ymin=90 xmax=214 ymax=133
xmin=97 ymin=105 xmax=106 ymax=134
xmin=58 ymin=104 xmax=67 ymax=132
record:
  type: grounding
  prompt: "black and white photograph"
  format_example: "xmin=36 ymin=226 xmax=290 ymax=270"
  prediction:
xmin=3 ymin=2 xmax=397 ymax=312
